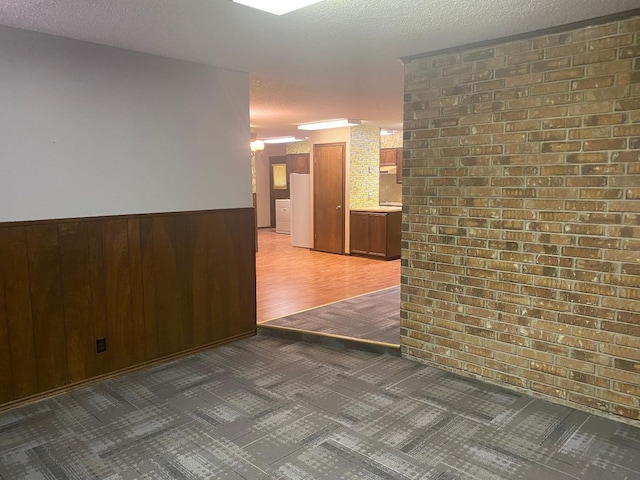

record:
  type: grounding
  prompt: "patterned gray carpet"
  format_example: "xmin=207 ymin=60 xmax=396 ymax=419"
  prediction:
xmin=1 ymin=336 xmax=639 ymax=479
xmin=261 ymin=286 xmax=400 ymax=345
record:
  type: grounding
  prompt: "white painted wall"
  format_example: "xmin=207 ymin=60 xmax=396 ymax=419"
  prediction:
xmin=0 ymin=26 xmax=250 ymax=222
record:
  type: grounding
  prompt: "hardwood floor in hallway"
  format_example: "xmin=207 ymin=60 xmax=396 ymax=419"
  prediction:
xmin=256 ymin=229 xmax=400 ymax=323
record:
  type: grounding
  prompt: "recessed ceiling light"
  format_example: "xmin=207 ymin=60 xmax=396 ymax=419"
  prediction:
xmin=263 ymin=136 xmax=305 ymax=144
xmin=232 ymin=0 xmax=325 ymax=15
xmin=298 ymin=119 xmax=361 ymax=131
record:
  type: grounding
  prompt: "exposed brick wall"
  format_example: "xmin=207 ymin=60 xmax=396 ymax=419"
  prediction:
xmin=401 ymin=14 xmax=640 ymax=422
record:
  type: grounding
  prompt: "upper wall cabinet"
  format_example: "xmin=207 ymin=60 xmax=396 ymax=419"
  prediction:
xmin=380 ymin=148 xmax=398 ymax=166
xmin=380 ymin=148 xmax=403 ymax=184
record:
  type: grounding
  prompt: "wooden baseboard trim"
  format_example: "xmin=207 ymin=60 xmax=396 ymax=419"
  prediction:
xmin=0 ymin=330 xmax=256 ymax=414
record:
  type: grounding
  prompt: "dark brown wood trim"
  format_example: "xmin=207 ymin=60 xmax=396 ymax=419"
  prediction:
xmin=402 ymin=9 xmax=640 ymax=64
xmin=0 ymin=207 xmax=254 ymax=228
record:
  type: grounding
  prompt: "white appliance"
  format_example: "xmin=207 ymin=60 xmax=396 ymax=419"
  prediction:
xmin=290 ymin=173 xmax=312 ymax=248
xmin=275 ymin=199 xmax=291 ymax=234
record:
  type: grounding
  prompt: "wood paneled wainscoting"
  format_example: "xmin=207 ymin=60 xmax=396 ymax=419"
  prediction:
xmin=0 ymin=208 xmax=256 ymax=408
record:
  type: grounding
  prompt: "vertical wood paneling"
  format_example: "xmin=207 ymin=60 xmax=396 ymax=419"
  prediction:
xmin=58 ymin=222 xmax=96 ymax=382
xmin=206 ymin=213 xmax=230 ymax=341
xmin=175 ymin=214 xmax=210 ymax=347
xmin=25 ymin=224 xmax=68 ymax=392
xmin=188 ymin=215 xmax=211 ymax=346
xmin=0 ymin=254 xmax=14 ymax=403
xmin=206 ymin=211 xmax=256 ymax=341
xmin=87 ymin=221 xmax=109 ymax=376
xmin=174 ymin=215 xmax=196 ymax=349
xmin=0 ymin=208 xmax=256 ymax=407
xmin=151 ymin=216 xmax=184 ymax=356
xmin=102 ymin=219 xmax=134 ymax=371
xmin=0 ymin=227 xmax=38 ymax=399
xmin=139 ymin=217 xmax=158 ymax=360
xmin=127 ymin=219 xmax=146 ymax=365
xmin=225 ymin=211 xmax=257 ymax=337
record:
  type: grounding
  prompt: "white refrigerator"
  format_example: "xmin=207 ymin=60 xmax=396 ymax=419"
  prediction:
xmin=289 ymin=173 xmax=312 ymax=248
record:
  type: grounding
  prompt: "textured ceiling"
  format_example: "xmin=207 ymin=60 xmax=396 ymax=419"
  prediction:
xmin=1 ymin=0 xmax=638 ymax=137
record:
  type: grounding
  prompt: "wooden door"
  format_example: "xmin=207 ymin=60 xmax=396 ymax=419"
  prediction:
xmin=269 ymin=156 xmax=288 ymax=228
xmin=313 ymin=143 xmax=345 ymax=254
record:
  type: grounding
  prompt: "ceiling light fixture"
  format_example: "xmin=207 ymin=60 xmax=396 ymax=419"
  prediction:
xmin=232 ymin=0 xmax=325 ymax=15
xmin=250 ymin=140 xmax=265 ymax=152
xmin=380 ymin=129 xmax=395 ymax=136
xmin=298 ymin=119 xmax=361 ymax=131
xmin=263 ymin=136 xmax=304 ymax=144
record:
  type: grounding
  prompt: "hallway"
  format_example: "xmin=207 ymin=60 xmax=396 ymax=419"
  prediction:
xmin=256 ymin=229 xmax=400 ymax=323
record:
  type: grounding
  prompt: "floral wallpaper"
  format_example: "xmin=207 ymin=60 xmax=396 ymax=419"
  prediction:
xmin=251 ymin=155 xmax=256 ymax=194
xmin=286 ymin=140 xmax=311 ymax=154
xmin=380 ymin=131 xmax=403 ymax=149
xmin=349 ymin=125 xmax=380 ymax=208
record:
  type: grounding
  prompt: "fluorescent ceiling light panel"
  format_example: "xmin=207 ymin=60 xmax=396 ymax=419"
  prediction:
xmin=232 ymin=0 xmax=325 ymax=15
xmin=263 ymin=136 xmax=304 ymax=144
xmin=298 ymin=119 xmax=361 ymax=131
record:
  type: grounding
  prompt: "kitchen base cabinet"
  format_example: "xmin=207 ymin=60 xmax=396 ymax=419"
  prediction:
xmin=350 ymin=209 xmax=401 ymax=260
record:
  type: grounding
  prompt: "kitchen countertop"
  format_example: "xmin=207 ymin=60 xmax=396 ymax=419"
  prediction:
xmin=350 ymin=206 xmax=402 ymax=213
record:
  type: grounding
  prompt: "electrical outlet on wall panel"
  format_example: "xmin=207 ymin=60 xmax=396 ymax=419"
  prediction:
xmin=96 ymin=338 xmax=107 ymax=353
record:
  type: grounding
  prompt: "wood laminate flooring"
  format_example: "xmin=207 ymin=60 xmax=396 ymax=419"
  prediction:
xmin=256 ymin=229 xmax=400 ymax=324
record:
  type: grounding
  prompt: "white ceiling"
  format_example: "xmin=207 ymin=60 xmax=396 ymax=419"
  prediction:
xmin=1 ymin=0 xmax=638 ymax=138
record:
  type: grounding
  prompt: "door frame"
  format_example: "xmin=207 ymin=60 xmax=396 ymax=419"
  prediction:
xmin=268 ymin=156 xmax=288 ymax=228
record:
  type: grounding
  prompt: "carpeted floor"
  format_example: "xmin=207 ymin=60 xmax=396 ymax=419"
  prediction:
xmin=260 ymin=286 xmax=400 ymax=345
xmin=1 ymin=336 xmax=639 ymax=479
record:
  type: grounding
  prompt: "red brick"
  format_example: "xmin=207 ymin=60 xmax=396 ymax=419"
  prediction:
xmin=583 ymin=113 xmax=626 ymax=126
xmin=544 ymin=68 xmax=585 ymax=82
xmin=529 ymin=106 xmax=569 ymax=118
xmin=619 ymin=45 xmax=640 ymax=59
xmin=544 ymin=92 xmax=583 ymax=106
xmin=584 ymin=86 xmax=631 ymax=102
xmin=613 ymin=125 xmax=640 ymax=137
xmin=573 ymin=50 xmax=617 ymax=66
xmin=571 ymin=76 xmax=614 ymax=91
xmin=568 ymin=127 xmax=611 ymax=140
xmin=542 ymin=117 xmax=581 ymax=129
xmin=583 ymin=138 xmax=627 ymax=151
xmin=541 ymin=141 xmax=581 ymax=152
xmin=531 ymin=82 xmax=570 ymax=95
xmin=546 ymin=43 xmax=587 ymax=59
xmin=401 ymin=15 xmax=640 ymax=423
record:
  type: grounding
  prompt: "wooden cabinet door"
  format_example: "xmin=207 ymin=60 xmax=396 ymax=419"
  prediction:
xmin=387 ymin=211 xmax=402 ymax=259
xmin=367 ymin=214 xmax=388 ymax=257
xmin=350 ymin=212 xmax=370 ymax=255
xmin=380 ymin=148 xmax=397 ymax=166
